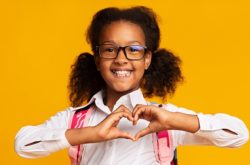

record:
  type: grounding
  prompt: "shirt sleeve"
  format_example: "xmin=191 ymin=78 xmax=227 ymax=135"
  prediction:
xmin=14 ymin=108 xmax=72 ymax=158
xmin=165 ymin=103 xmax=249 ymax=149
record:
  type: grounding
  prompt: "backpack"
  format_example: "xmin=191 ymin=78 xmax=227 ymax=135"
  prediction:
xmin=68 ymin=103 xmax=177 ymax=165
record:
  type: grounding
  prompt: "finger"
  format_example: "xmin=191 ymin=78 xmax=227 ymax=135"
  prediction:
xmin=117 ymin=131 xmax=135 ymax=141
xmin=113 ymin=105 xmax=130 ymax=113
xmin=134 ymin=127 xmax=152 ymax=140
xmin=120 ymin=111 xmax=134 ymax=122
xmin=107 ymin=111 xmax=133 ymax=127
xmin=132 ymin=104 xmax=144 ymax=116
xmin=116 ymin=110 xmax=134 ymax=122
xmin=102 ymin=112 xmax=123 ymax=129
xmin=113 ymin=105 xmax=133 ymax=121
xmin=133 ymin=104 xmax=143 ymax=109
xmin=133 ymin=109 xmax=142 ymax=125
xmin=134 ymin=105 xmax=160 ymax=124
xmin=133 ymin=106 xmax=147 ymax=125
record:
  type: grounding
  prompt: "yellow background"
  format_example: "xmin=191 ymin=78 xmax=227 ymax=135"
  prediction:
xmin=1 ymin=0 xmax=249 ymax=164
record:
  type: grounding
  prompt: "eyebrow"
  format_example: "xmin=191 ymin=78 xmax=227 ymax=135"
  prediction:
xmin=100 ymin=40 xmax=144 ymax=45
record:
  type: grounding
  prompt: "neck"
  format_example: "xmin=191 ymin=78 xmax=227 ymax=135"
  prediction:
xmin=104 ymin=87 xmax=139 ymax=111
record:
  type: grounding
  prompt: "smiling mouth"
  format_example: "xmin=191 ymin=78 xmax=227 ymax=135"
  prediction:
xmin=111 ymin=70 xmax=132 ymax=78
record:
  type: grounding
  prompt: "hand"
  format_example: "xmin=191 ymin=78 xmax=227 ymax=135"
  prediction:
xmin=93 ymin=105 xmax=135 ymax=142
xmin=132 ymin=104 xmax=170 ymax=140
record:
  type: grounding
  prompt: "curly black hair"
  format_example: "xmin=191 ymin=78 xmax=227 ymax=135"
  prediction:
xmin=68 ymin=6 xmax=183 ymax=107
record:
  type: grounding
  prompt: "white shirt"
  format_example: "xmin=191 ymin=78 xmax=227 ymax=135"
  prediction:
xmin=15 ymin=89 xmax=249 ymax=164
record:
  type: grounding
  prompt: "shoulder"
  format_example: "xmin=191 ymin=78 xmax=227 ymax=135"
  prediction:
xmin=69 ymin=101 xmax=95 ymax=114
xmin=43 ymin=105 xmax=87 ymax=123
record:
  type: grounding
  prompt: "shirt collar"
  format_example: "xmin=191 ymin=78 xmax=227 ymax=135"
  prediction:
xmin=71 ymin=88 xmax=148 ymax=114
xmin=127 ymin=88 xmax=148 ymax=108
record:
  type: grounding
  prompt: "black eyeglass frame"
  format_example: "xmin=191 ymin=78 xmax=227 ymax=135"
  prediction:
xmin=95 ymin=44 xmax=148 ymax=61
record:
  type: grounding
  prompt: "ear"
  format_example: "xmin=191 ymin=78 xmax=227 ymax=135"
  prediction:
xmin=144 ymin=51 xmax=152 ymax=70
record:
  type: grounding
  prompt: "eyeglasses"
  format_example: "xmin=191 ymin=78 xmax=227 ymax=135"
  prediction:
xmin=96 ymin=44 xmax=148 ymax=60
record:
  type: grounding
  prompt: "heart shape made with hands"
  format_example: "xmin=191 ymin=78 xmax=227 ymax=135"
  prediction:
xmin=100 ymin=104 xmax=166 ymax=141
xmin=116 ymin=114 xmax=148 ymax=141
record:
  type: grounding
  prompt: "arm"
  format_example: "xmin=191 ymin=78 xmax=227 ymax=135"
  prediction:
xmin=15 ymin=105 xmax=135 ymax=158
xmin=132 ymin=103 xmax=249 ymax=148
xmin=15 ymin=109 xmax=72 ymax=158
xmin=65 ymin=105 xmax=135 ymax=145
xmin=167 ymin=104 xmax=249 ymax=148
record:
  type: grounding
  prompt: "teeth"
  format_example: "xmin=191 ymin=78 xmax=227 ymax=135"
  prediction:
xmin=112 ymin=70 xmax=131 ymax=77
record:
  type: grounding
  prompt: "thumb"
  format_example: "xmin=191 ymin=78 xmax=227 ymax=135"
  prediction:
xmin=134 ymin=127 xmax=152 ymax=141
xmin=117 ymin=131 xmax=135 ymax=141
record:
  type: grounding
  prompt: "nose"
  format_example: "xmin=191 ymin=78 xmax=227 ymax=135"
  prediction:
xmin=114 ymin=48 xmax=128 ymax=64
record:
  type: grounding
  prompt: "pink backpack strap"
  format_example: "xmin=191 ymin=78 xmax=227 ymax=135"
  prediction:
xmin=68 ymin=104 xmax=94 ymax=165
xmin=153 ymin=131 xmax=174 ymax=165
xmin=150 ymin=102 xmax=176 ymax=165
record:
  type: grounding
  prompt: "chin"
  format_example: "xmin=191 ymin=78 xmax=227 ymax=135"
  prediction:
xmin=112 ymin=85 xmax=138 ymax=94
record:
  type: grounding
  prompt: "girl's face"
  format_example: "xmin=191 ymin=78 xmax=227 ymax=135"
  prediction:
xmin=95 ymin=21 xmax=152 ymax=94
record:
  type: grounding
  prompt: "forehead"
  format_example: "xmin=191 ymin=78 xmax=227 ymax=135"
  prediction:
xmin=99 ymin=20 xmax=146 ymax=45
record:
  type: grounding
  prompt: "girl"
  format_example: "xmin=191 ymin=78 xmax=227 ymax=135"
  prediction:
xmin=15 ymin=6 xmax=249 ymax=165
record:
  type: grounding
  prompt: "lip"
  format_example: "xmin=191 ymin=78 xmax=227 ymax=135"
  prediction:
xmin=110 ymin=67 xmax=134 ymax=71
xmin=110 ymin=68 xmax=133 ymax=78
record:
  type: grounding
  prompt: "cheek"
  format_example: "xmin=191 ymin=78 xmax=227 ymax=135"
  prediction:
xmin=138 ymin=69 xmax=146 ymax=81
xmin=134 ymin=63 xmax=146 ymax=78
xmin=98 ymin=59 xmax=110 ymax=71
xmin=98 ymin=62 xmax=112 ymax=79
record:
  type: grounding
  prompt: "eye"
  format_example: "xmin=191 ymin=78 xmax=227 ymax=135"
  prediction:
xmin=100 ymin=45 xmax=117 ymax=53
xmin=127 ymin=46 xmax=144 ymax=54
xmin=129 ymin=46 xmax=140 ymax=52
xmin=104 ymin=47 xmax=115 ymax=52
